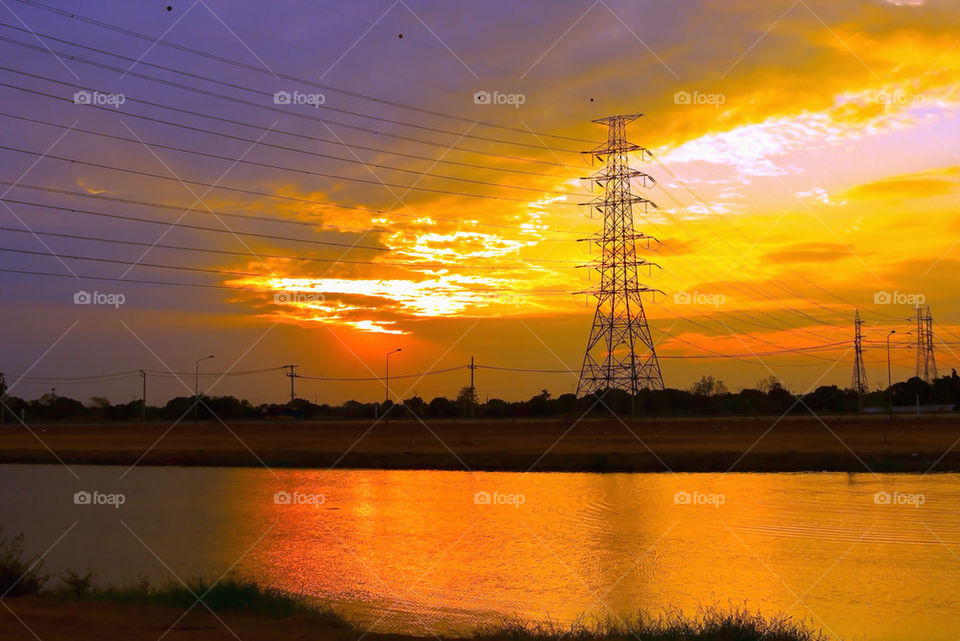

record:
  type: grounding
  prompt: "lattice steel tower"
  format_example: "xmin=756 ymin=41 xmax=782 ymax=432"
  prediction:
xmin=851 ymin=309 xmax=868 ymax=394
xmin=913 ymin=304 xmax=938 ymax=382
xmin=576 ymin=114 xmax=664 ymax=396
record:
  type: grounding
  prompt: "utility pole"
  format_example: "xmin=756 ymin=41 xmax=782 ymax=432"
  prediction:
xmin=194 ymin=354 xmax=214 ymax=424
xmin=283 ymin=364 xmax=299 ymax=404
xmin=851 ymin=310 xmax=868 ymax=412
xmin=924 ymin=305 xmax=937 ymax=382
xmin=139 ymin=369 xmax=146 ymax=422
xmin=385 ymin=348 xmax=401 ymax=422
xmin=469 ymin=356 xmax=476 ymax=418
xmin=576 ymin=114 xmax=664 ymax=399
xmin=887 ymin=329 xmax=896 ymax=429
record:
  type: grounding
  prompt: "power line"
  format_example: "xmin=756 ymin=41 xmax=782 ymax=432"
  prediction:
xmin=146 ymin=367 xmax=287 ymax=377
xmin=298 ymin=366 xmax=468 ymax=381
xmin=2 ymin=178 xmax=587 ymax=240
xmin=6 ymin=367 xmax=287 ymax=382
xmin=0 ymin=18 xmax=895 ymax=347
xmin=0 ymin=266 xmax=296 ymax=292
xmin=648 ymin=183 xmax=847 ymax=331
xmin=2 ymin=77 xmax=586 ymax=190
xmin=0 ymin=224 xmax=581 ymax=270
xmin=0 ymin=34 xmax=880 ymax=343
xmin=0 ymin=10 xmax=902 ymax=353
xmin=662 ymin=305 xmax=847 ymax=363
xmin=623 ymin=186 xmax=860 ymax=347
xmin=0 ymin=258 xmax=577 ymax=295
xmin=648 ymin=154 xmax=924 ymax=346
xmin=0 ymin=69 xmax=570 ymax=178
xmin=0 ymin=146 xmax=589 ymax=236
xmin=10 ymin=372 xmax=139 ymax=382
xmin=7 ymin=2 xmax=592 ymax=144
xmin=5 ymin=344 xmax=865 ymax=386
xmin=1 ymin=180 xmax=327 ymax=229
xmin=0 ymin=245 xmax=269 ymax=277
xmin=648 ymin=154 xmax=863 ymax=328
xmin=1 ymin=197 xmax=385 ymax=249
xmin=0 ymin=30 xmax=588 ymax=161
xmin=552 ymin=142 xmax=856 ymax=344
xmin=657 ymin=323 xmax=850 ymax=364
xmin=477 ymin=342 xmax=853 ymax=372
xmin=0 ymin=111 xmax=589 ymax=203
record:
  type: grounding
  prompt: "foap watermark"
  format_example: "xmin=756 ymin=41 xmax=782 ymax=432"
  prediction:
xmin=486 ymin=293 xmax=526 ymax=308
xmin=274 ymin=291 xmax=325 ymax=305
xmin=273 ymin=90 xmax=326 ymax=108
xmin=873 ymin=91 xmax=926 ymax=106
xmin=673 ymin=90 xmax=725 ymax=108
xmin=873 ymin=290 xmax=925 ymax=306
xmin=674 ymin=490 xmax=726 ymax=508
xmin=74 ymin=290 xmax=125 ymax=308
xmin=473 ymin=90 xmax=526 ymax=109
xmin=73 ymin=490 xmax=125 ymax=509
xmin=673 ymin=291 xmax=725 ymax=308
xmin=474 ymin=490 xmax=525 ymax=508
xmin=874 ymin=490 xmax=925 ymax=508
xmin=273 ymin=490 xmax=326 ymax=506
xmin=73 ymin=90 xmax=126 ymax=108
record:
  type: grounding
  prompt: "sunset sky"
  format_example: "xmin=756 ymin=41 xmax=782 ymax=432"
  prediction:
xmin=1 ymin=0 xmax=959 ymax=404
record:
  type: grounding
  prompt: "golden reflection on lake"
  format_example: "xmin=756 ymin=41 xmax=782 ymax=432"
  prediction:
xmin=2 ymin=466 xmax=959 ymax=641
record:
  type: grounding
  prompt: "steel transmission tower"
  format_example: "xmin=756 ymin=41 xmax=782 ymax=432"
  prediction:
xmin=851 ymin=309 xmax=868 ymax=394
xmin=576 ymin=114 xmax=664 ymax=396
xmin=913 ymin=304 xmax=938 ymax=382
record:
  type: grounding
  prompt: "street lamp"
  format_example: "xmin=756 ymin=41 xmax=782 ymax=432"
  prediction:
xmin=385 ymin=348 xmax=402 ymax=418
xmin=886 ymin=330 xmax=895 ymax=430
xmin=194 ymin=354 xmax=214 ymax=423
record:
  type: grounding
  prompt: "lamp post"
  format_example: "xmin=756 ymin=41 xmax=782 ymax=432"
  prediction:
xmin=385 ymin=348 xmax=402 ymax=419
xmin=194 ymin=354 xmax=214 ymax=424
xmin=886 ymin=330 xmax=895 ymax=436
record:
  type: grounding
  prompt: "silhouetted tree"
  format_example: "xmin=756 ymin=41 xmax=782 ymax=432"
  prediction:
xmin=401 ymin=395 xmax=428 ymax=417
xmin=455 ymin=386 xmax=478 ymax=415
xmin=690 ymin=375 xmax=728 ymax=397
xmin=427 ymin=396 xmax=457 ymax=418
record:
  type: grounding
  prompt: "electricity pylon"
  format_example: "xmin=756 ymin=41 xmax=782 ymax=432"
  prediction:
xmin=576 ymin=114 xmax=664 ymax=397
xmin=851 ymin=309 xmax=868 ymax=396
xmin=912 ymin=305 xmax=938 ymax=382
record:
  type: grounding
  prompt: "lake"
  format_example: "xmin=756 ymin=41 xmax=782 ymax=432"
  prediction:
xmin=1 ymin=465 xmax=958 ymax=640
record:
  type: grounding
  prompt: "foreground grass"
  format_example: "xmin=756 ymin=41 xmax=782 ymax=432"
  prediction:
xmin=52 ymin=570 xmax=345 ymax=622
xmin=476 ymin=610 xmax=827 ymax=641
xmin=2 ymin=530 xmax=826 ymax=639
xmin=0 ymin=528 xmax=342 ymax=622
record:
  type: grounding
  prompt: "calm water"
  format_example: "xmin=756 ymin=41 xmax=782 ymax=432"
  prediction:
xmin=2 ymin=465 xmax=959 ymax=640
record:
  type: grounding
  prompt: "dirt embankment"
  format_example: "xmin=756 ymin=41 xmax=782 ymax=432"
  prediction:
xmin=1 ymin=415 xmax=959 ymax=472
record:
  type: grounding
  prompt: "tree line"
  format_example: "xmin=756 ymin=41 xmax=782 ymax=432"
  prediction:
xmin=2 ymin=371 xmax=959 ymax=422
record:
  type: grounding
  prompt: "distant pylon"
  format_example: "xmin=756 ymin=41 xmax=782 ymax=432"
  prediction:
xmin=913 ymin=304 xmax=938 ymax=382
xmin=576 ymin=114 xmax=664 ymax=396
xmin=851 ymin=309 xmax=868 ymax=394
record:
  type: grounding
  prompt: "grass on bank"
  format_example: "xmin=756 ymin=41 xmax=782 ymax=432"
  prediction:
xmin=0 ymin=527 xmax=343 ymax=622
xmin=2 ymin=529 xmax=826 ymax=640
xmin=476 ymin=610 xmax=827 ymax=641
xmin=52 ymin=569 xmax=345 ymax=622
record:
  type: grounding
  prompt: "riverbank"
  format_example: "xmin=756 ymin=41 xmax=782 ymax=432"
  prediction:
xmin=0 ymin=529 xmax=825 ymax=641
xmin=0 ymin=596 xmax=381 ymax=641
xmin=0 ymin=596 xmax=823 ymax=641
xmin=1 ymin=415 xmax=958 ymax=472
